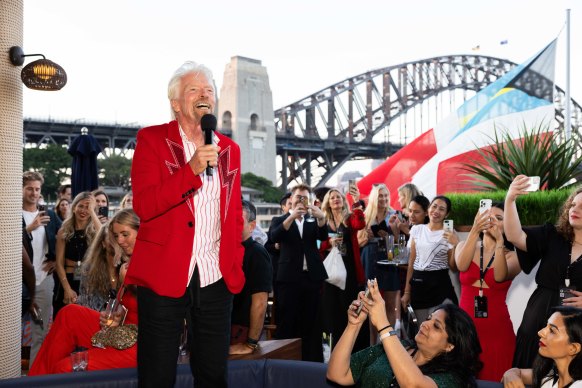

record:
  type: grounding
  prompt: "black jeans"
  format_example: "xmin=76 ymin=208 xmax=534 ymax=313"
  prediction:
xmin=137 ymin=269 xmax=233 ymax=388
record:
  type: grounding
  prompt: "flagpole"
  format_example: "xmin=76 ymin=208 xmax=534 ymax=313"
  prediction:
xmin=565 ymin=8 xmax=571 ymax=141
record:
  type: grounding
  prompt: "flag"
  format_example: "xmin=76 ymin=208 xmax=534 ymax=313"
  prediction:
xmin=358 ymin=40 xmax=557 ymax=208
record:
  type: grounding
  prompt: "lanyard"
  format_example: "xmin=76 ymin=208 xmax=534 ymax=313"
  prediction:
xmin=565 ymin=244 xmax=582 ymax=287
xmin=479 ymin=242 xmax=495 ymax=297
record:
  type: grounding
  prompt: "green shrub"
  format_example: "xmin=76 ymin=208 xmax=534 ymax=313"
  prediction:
xmin=446 ymin=189 xmax=574 ymax=226
xmin=461 ymin=122 xmax=582 ymax=191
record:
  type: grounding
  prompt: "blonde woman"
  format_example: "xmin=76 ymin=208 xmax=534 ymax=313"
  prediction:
xmin=54 ymin=191 xmax=101 ymax=317
xmin=120 ymin=191 xmax=133 ymax=209
xmin=358 ymin=184 xmax=400 ymax=342
xmin=320 ymin=188 xmax=367 ymax=351
xmin=396 ymin=183 xmax=423 ymax=237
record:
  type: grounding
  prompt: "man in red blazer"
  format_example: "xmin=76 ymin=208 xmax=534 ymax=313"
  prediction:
xmin=125 ymin=61 xmax=244 ymax=388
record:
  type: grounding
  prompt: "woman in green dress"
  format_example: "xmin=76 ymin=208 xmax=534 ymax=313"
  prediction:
xmin=327 ymin=279 xmax=482 ymax=388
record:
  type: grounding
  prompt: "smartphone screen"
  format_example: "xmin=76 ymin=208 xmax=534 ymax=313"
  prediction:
xmin=98 ymin=206 xmax=109 ymax=218
xmin=525 ymin=176 xmax=540 ymax=192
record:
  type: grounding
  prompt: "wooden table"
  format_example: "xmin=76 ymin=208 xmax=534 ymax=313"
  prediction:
xmin=228 ymin=338 xmax=301 ymax=361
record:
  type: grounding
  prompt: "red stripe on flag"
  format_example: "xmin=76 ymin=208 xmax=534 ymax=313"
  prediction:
xmin=359 ymin=129 xmax=437 ymax=209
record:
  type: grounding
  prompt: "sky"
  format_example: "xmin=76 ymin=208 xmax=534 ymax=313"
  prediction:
xmin=22 ymin=0 xmax=582 ymax=129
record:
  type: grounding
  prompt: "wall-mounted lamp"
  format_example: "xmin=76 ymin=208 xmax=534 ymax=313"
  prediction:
xmin=9 ymin=46 xmax=67 ymax=91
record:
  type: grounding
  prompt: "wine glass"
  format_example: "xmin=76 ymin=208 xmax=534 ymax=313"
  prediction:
xmin=304 ymin=193 xmax=316 ymax=223
xmin=93 ymin=297 xmax=119 ymax=349
xmin=398 ymin=234 xmax=407 ymax=261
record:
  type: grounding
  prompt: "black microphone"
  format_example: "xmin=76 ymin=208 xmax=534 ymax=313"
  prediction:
xmin=201 ymin=114 xmax=217 ymax=176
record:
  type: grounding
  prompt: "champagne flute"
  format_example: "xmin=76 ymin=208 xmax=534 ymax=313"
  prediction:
xmin=93 ymin=297 xmax=118 ymax=349
xmin=304 ymin=193 xmax=316 ymax=222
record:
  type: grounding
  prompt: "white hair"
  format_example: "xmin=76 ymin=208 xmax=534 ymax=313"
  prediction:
xmin=167 ymin=61 xmax=215 ymax=119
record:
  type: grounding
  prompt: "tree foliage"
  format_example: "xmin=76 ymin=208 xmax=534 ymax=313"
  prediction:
xmin=23 ymin=144 xmax=71 ymax=202
xmin=462 ymin=122 xmax=582 ymax=191
xmin=99 ymin=154 xmax=132 ymax=189
xmin=241 ymin=172 xmax=284 ymax=203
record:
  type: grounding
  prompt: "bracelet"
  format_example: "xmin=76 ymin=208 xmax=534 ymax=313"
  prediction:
xmin=377 ymin=325 xmax=392 ymax=334
xmin=404 ymin=291 xmax=411 ymax=294
xmin=245 ymin=342 xmax=258 ymax=351
xmin=247 ymin=337 xmax=259 ymax=345
xmin=379 ymin=330 xmax=398 ymax=341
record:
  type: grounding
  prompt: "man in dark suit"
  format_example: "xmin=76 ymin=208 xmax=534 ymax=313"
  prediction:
xmin=126 ymin=61 xmax=244 ymax=388
xmin=270 ymin=184 xmax=328 ymax=361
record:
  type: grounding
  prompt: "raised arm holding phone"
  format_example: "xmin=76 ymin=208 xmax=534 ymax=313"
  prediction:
xmin=505 ymin=175 xmax=582 ymax=368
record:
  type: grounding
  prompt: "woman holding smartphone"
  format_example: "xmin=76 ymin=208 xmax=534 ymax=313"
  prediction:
xmin=455 ymin=202 xmax=520 ymax=381
xmin=401 ymin=196 xmax=458 ymax=325
xmin=505 ymin=175 xmax=582 ymax=368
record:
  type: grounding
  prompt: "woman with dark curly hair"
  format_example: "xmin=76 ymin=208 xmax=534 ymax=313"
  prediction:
xmin=505 ymin=176 xmax=582 ymax=368
xmin=503 ymin=306 xmax=582 ymax=388
xmin=327 ymin=279 xmax=482 ymax=388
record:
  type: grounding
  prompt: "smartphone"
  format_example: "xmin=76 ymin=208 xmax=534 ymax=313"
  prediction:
xmin=560 ymin=288 xmax=575 ymax=305
xmin=37 ymin=203 xmax=46 ymax=213
xmin=355 ymin=280 xmax=375 ymax=315
xmin=98 ymin=206 xmax=109 ymax=218
xmin=443 ymin=219 xmax=454 ymax=233
xmin=525 ymin=176 xmax=540 ymax=192
xmin=479 ymin=199 xmax=492 ymax=214
xmin=396 ymin=211 xmax=405 ymax=223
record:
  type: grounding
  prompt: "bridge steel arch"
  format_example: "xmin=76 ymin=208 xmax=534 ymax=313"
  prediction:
xmin=274 ymin=55 xmax=582 ymax=189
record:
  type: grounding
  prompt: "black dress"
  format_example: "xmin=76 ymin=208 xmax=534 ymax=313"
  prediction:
xmin=513 ymin=223 xmax=582 ymax=368
xmin=320 ymin=221 xmax=369 ymax=352
xmin=53 ymin=230 xmax=89 ymax=318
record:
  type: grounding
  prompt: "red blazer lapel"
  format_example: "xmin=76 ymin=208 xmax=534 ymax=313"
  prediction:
xmin=216 ymin=133 xmax=239 ymax=222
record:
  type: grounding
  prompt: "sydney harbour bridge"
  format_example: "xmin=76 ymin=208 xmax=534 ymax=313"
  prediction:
xmin=23 ymin=54 xmax=582 ymax=189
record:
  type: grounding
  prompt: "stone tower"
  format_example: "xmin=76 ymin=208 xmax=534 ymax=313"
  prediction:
xmin=218 ymin=56 xmax=276 ymax=185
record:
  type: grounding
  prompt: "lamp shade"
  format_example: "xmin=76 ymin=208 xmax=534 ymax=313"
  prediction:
xmin=21 ymin=58 xmax=67 ymax=91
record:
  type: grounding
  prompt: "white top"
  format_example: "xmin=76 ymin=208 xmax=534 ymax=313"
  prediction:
xmin=22 ymin=210 xmax=48 ymax=285
xmin=180 ymin=126 xmax=222 ymax=288
xmin=541 ymin=378 xmax=582 ymax=388
xmin=409 ymin=224 xmax=452 ymax=271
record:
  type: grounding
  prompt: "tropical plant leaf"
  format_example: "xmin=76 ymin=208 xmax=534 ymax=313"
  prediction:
xmin=462 ymin=121 xmax=582 ymax=191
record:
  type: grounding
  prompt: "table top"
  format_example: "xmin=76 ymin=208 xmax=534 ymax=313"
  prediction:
xmin=377 ymin=259 xmax=408 ymax=266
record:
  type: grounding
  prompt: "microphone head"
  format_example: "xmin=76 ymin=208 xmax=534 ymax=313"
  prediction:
xmin=201 ymin=114 xmax=217 ymax=131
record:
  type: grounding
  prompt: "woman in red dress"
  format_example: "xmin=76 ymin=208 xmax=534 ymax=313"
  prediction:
xmin=29 ymin=209 xmax=139 ymax=375
xmin=455 ymin=202 xmax=521 ymax=381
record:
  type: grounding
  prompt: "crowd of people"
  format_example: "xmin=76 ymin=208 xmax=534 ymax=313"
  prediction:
xmin=19 ymin=57 xmax=582 ymax=388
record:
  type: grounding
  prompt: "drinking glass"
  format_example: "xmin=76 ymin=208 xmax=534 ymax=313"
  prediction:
xmin=304 ymin=193 xmax=316 ymax=223
xmin=93 ymin=297 xmax=122 ymax=349
xmin=398 ymin=234 xmax=407 ymax=261
xmin=336 ymin=230 xmax=347 ymax=255
xmin=70 ymin=348 xmax=88 ymax=372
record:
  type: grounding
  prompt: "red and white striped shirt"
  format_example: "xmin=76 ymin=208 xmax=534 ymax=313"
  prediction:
xmin=180 ymin=126 xmax=222 ymax=287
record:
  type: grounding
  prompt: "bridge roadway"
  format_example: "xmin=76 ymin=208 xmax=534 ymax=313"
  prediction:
xmin=22 ymin=118 xmax=396 ymax=181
